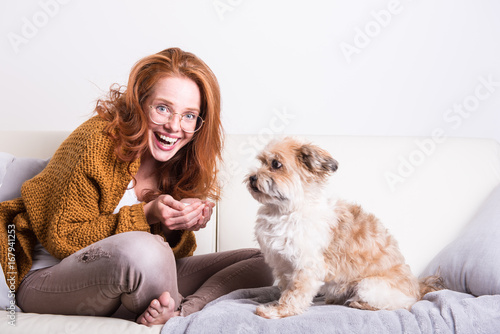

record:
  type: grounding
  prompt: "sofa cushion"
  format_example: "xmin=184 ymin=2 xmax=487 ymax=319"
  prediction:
xmin=0 ymin=310 xmax=163 ymax=333
xmin=421 ymin=184 xmax=500 ymax=296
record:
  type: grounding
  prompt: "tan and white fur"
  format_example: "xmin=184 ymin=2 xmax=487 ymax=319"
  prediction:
xmin=246 ymin=137 xmax=443 ymax=319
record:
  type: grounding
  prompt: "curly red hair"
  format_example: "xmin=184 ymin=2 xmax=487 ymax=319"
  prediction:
xmin=95 ymin=48 xmax=223 ymax=201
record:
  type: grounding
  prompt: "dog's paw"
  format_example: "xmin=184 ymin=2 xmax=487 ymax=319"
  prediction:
xmin=255 ymin=303 xmax=301 ymax=319
xmin=256 ymin=304 xmax=282 ymax=319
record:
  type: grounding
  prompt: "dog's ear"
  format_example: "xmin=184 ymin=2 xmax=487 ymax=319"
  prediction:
xmin=297 ymin=143 xmax=338 ymax=176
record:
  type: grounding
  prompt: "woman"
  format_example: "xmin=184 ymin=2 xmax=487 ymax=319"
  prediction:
xmin=0 ymin=48 xmax=273 ymax=326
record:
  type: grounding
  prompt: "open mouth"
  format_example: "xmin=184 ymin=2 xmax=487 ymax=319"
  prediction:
xmin=155 ymin=133 xmax=179 ymax=148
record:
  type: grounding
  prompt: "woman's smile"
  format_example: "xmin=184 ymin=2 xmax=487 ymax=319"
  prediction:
xmin=154 ymin=132 xmax=180 ymax=150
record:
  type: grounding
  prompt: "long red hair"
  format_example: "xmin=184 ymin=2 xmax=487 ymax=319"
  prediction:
xmin=95 ymin=48 xmax=223 ymax=201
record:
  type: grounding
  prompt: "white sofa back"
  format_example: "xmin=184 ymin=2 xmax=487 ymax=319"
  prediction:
xmin=2 ymin=131 xmax=500 ymax=275
xmin=217 ymin=135 xmax=500 ymax=275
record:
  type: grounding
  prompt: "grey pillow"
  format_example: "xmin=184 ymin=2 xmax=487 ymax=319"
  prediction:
xmin=420 ymin=184 xmax=500 ymax=296
xmin=0 ymin=152 xmax=49 ymax=202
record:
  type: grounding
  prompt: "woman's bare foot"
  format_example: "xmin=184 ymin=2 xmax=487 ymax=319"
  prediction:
xmin=137 ymin=291 xmax=180 ymax=326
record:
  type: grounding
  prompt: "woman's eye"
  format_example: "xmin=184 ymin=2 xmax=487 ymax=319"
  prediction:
xmin=156 ymin=105 xmax=170 ymax=114
xmin=184 ymin=113 xmax=196 ymax=121
xmin=271 ymin=159 xmax=282 ymax=170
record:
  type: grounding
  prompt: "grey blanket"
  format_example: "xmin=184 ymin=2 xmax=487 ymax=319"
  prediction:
xmin=161 ymin=287 xmax=500 ymax=334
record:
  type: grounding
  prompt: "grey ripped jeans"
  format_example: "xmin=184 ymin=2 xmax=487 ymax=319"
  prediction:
xmin=16 ymin=231 xmax=273 ymax=319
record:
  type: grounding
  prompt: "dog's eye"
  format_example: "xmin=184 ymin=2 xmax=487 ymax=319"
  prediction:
xmin=271 ymin=159 xmax=282 ymax=170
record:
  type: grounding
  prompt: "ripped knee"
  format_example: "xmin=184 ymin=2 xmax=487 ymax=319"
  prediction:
xmin=77 ymin=246 xmax=111 ymax=263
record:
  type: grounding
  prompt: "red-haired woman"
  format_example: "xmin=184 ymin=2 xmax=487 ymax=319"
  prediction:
xmin=0 ymin=48 xmax=273 ymax=326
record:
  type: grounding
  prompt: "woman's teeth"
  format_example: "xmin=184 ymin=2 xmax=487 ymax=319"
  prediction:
xmin=157 ymin=133 xmax=178 ymax=146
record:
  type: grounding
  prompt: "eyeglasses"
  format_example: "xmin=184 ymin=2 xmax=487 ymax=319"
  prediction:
xmin=149 ymin=105 xmax=204 ymax=133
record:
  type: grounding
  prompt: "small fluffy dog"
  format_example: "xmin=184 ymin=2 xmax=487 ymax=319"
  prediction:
xmin=246 ymin=137 xmax=443 ymax=319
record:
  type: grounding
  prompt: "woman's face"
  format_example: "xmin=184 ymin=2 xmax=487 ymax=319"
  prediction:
xmin=143 ymin=76 xmax=201 ymax=163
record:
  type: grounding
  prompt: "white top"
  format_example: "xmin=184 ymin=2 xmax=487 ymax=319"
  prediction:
xmin=112 ymin=181 xmax=142 ymax=214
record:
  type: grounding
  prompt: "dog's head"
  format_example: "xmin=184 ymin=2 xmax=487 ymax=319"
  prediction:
xmin=246 ymin=137 xmax=338 ymax=206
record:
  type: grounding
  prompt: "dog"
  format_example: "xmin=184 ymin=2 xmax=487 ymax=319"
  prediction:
xmin=246 ymin=137 xmax=443 ymax=319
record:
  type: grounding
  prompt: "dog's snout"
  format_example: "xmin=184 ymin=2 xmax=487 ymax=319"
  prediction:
xmin=249 ymin=174 xmax=259 ymax=192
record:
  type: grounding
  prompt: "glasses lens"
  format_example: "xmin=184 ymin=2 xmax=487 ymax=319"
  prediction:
xmin=150 ymin=106 xmax=171 ymax=125
xmin=181 ymin=115 xmax=203 ymax=133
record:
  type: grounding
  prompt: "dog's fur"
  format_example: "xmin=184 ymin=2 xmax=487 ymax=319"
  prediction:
xmin=246 ymin=137 xmax=443 ymax=319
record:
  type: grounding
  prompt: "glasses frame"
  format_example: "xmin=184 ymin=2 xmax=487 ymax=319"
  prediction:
xmin=148 ymin=105 xmax=204 ymax=134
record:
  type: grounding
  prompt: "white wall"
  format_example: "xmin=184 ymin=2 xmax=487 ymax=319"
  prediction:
xmin=1 ymin=0 xmax=499 ymax=142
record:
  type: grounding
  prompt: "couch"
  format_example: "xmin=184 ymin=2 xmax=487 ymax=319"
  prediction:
xmin=1 ymin=131 xmax=500 ymax=333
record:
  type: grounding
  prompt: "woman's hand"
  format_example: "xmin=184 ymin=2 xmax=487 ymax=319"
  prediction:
xmin=180 ymin=198 xmax=215 ymax=231
xmin=143 ymin=195 xmax=215 ymax=232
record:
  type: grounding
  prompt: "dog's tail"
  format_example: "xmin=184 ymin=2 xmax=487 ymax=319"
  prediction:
xmin=418 ymin=274 xmax=446 ymax=298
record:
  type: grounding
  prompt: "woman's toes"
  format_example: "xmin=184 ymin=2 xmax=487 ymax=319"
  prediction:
xmin=137 ymin=292 xmax=178 ymax=326
xmin=148 ymin=300 xmax=162 ymax=316
xmin=157 ymin=292 xmax=174 ymax=311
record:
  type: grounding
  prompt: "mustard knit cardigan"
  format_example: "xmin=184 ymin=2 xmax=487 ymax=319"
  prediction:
xmin=0 ymin=116 xmax=197 ymax=290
